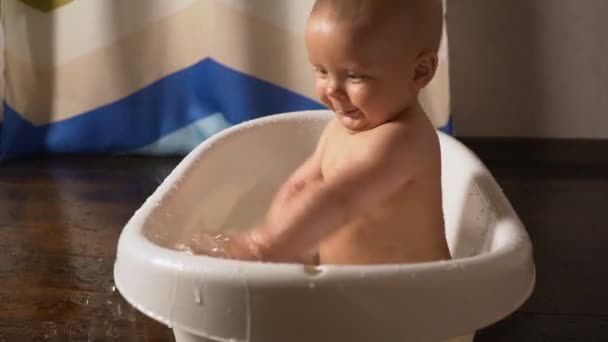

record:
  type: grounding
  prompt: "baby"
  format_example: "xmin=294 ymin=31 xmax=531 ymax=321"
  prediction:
xmin=198 ymin=0 xmax=451 ymax=265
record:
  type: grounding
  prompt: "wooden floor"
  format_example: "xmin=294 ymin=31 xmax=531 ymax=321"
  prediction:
xmin=0 ymin=143 xmax=607 ymax=341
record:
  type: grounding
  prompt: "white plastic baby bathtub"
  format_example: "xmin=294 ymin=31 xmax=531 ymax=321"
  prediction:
xmin=114 ymin=110 xmax=535 ymax=342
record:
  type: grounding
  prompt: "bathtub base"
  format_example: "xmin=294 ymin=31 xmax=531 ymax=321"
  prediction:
xmin=173 ymin=328 xmax=475 ymax=342
xmin=173 ymin=329 xmax=216 ymax=342
xmin=444 ymin=333 xmax=476 ymax=342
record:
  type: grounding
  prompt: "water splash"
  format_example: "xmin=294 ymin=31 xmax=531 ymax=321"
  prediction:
xmin=302 ymin=264 xmax=323 ymax=277
xmin=105 ymin=323 xmax=120 ymax=338
xmin=72 ymin=282 xmax=140 ymax=341
xmin=175 ymin=243 xmax=194 ymax=255
xmin=173 ymin=232 xmax=243 ymax=259
xmin=41 ymin=321 xmax=58 ymax=340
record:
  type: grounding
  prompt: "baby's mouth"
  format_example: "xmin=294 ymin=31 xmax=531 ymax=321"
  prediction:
xmin=335 ymin=107 xmax=361 ymax=118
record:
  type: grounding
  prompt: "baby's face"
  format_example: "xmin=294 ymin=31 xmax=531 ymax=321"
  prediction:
xmin=305 ymin=11 xmax=420 ymax=131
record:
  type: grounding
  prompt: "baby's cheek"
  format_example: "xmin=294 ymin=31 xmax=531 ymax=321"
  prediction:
xmin=313 ymin=81 xmax=330 ymax=105
xmin=319 ymin=95 xmax=333 ymax=110
xmin=347 ymin=84 xmax=373 ymax=110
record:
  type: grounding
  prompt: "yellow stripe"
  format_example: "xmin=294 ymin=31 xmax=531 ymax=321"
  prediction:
xmin=17 ymin=0 xmax=73 ymax=12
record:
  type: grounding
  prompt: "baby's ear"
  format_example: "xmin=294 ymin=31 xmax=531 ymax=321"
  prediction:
xmin=413 ymin=50 xmax=438 ymax=89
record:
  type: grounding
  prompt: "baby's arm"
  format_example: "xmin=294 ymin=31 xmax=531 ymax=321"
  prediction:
xmin=245 ymin=122 xmax=417 ymax=262
xmin=218 ymin=123 xmax=330 ymax=262
xmin=255 ymin=154 xmax=324 ymax=264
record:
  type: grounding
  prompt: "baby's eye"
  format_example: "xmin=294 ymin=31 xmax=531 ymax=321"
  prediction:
xmin=314 ymin=68 xmax=328 ymax=78
xmin=347 ymin=73 xmax=364 ymax=82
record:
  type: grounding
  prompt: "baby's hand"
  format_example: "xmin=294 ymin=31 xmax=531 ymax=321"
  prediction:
xmin=183 ymin=231 xmax=263 ymax=261
xmin=223 ymin=229 xmax=319 ymax=264
xmin=183 ymin=228 xmax=317 ymax=264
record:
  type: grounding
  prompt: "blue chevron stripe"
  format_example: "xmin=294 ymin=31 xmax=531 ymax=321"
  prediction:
xmin=0 ymin=57 xmax=325 ymax=161
xmin=439 ymin=116 xmax=454 ymax=135
xmin=129 ymin=112 xmax=232 ymax=156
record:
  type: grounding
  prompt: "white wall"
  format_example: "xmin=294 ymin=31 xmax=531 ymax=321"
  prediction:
xmin=447 ymin=0 xmax=608 ymax=139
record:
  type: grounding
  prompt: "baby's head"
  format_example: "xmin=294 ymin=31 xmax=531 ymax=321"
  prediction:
xmin=305 ymin=0 xmax=443 ymax=131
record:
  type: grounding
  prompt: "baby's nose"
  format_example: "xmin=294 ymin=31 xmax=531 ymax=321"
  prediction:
xmin=325 ymin=81 xmax=346 ymax=99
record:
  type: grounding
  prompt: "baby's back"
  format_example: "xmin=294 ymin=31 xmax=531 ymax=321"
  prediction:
xmin=319 ymin=114 xmax=451 ymax=265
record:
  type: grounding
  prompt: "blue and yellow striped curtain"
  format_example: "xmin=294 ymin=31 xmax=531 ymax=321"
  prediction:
xmin=0 ymin=0 xmax=452 ymax=162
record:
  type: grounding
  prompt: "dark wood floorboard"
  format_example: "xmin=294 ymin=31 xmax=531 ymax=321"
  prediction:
xmin=0 ymin=156 xmax=178 ymax=342
xmin=0 ymin=147 xmax=606 ymax=341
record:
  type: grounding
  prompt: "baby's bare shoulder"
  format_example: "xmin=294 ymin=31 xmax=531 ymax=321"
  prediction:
xmin=365 ymin=120 xmax=419 ymax=153
xmin=363 ymin=119 xmax=438 ymax=168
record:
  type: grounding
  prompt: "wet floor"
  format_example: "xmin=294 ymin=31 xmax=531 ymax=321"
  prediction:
xmin=0 ymin=156 xmax=176 ymax=341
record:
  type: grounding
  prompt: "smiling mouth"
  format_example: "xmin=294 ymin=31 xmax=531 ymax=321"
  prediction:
xmin=335 ymin=108 xmax=360 ymax=117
